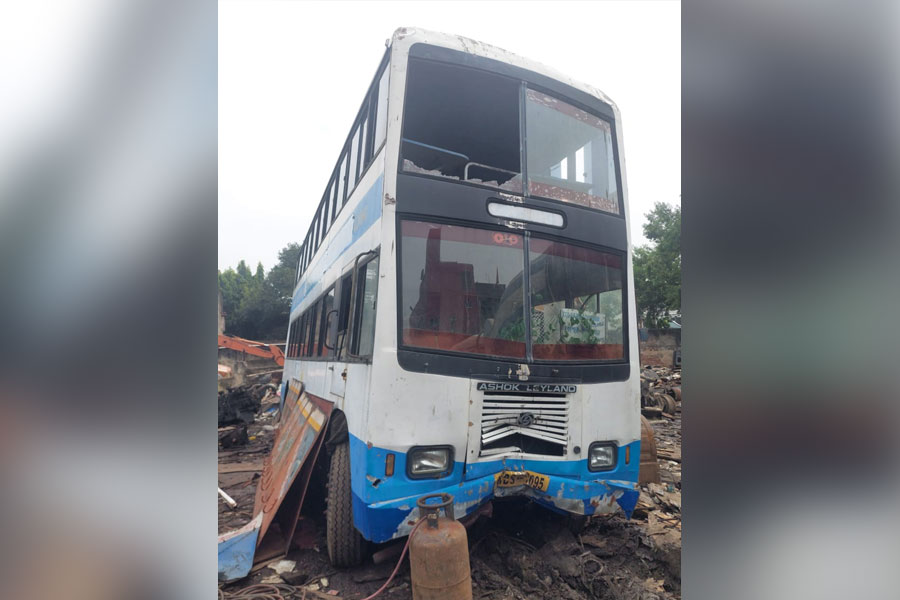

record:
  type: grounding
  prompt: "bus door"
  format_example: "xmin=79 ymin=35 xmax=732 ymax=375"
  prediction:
xmin=328 ymin=268 xmax=354 ymax=398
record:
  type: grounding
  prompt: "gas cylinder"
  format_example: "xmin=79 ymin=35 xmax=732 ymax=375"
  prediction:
xmin=409 ymin=493 xmax=472 ymax=600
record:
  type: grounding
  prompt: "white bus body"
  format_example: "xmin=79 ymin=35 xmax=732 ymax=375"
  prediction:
xmin=282 ymin=28 xmax=640 ymax=555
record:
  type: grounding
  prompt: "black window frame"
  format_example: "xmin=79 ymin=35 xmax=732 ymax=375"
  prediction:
xmin=304 ymin=302 xmax=318 ymax=357
xmin=313 ymin=207 xmax=321 ymax=250
xmin=349 ymin=252 xmax=380 ymax=358
xmin=317 ymin=285 xmax=336 ymax=358
xmin=398 ymin=47 xmax=625 ymax=220
xmin=330 ymin=173 xmax=340 ymax=224
xmin=300 ymin=312 xmax=309 ymax=357
xmin=391 ymin=45 xmax=630 ymax=384
xmin=286 ymin=248 xmax=380 ymax=365
xmin=335 ymin=271 xmax=354 ymax=360
xmin=522 ymin=86 xmax=622 ymax=216
xmin=347 ymin=125 xmax=361 ymax=193
xmin=395 ymin=214 xmax=627 ymax=365
xmin=399 ymin=58 xmax=524 ymax=194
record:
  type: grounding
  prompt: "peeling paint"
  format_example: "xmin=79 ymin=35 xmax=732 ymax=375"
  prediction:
xmin=515 ymin=364 xmax=530 ymax=381
xmin=497 ymin=192 xmax=523 ymax=204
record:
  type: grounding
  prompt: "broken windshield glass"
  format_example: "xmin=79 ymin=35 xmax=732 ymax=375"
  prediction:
xmin=401 ymin=59 xmax=522 ymax=192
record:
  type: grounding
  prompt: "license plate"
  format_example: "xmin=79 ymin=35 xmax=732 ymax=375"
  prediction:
xmin=494 ymin=470 xmax=549 ymax=492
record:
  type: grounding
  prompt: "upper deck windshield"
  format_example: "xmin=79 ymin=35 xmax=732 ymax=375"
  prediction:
xmin=400 ymin=220 xmax=624 ymax=362
xmin=401 ymin=59 xmax=619 ymax=215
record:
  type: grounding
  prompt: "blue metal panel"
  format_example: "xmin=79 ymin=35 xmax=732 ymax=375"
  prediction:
xmin=346 ymin=435 xmax=641 ymax=543
xmin=217 ymin=516 xmax=261 ymax=582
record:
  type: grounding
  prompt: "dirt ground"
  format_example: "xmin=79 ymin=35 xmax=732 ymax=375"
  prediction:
xmin=218 ymin=397 xmax=681 ymax=600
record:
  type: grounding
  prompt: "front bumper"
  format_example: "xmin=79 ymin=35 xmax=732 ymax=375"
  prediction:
xmin=352 ymin=469 xmax=639 ymax=543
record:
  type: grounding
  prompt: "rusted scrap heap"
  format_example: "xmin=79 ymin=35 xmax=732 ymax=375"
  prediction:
xmin=640 ymin=366 xmax=681 ymax=417
xmin=218 ymin=383 xmax=278 ymax=427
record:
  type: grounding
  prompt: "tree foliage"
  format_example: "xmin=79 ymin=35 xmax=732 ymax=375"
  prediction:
xmin=218 ymin=243 xmax=301 ymax=340
xmin=633 ymin=202 xmax=681 ymax=328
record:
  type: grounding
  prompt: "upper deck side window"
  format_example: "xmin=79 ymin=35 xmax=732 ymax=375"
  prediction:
xmin=401 ymin=59 xmax=522 ymax=193
xmin=373 ymin=68 xmax=389 ymax=152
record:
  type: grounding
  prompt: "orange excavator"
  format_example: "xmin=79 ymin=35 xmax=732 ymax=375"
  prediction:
xmin=217 ymin=334 xmax=285 ymax=367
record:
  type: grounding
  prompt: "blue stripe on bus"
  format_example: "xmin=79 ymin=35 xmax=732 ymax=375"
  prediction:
xmin=346 ymin=433 xmax=641 ymax=542
xmin=291 ymin=173 xmax=384 ymax=314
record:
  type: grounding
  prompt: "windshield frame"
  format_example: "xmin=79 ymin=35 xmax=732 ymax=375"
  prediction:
xmin=399 ymin=49 xmax=625 ymax=218
xmin=394 ymin=44 xmax=631 ymax=384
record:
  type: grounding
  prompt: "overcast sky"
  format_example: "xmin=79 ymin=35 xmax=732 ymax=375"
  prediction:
xmin=219 ymin=0 xmax=680 ymax=271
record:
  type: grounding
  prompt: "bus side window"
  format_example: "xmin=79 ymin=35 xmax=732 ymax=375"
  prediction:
xmin=351 ymin=256 xmax=380 ymax=357
xmin=319 ymin=287 xmax=335 ymax=358
xmin=299 ymin=312 xmax=309 ymax=356
xmin=289 ymin=319 xmax=298 ymax=357
xmin=348 ymin=125 xmax=361 ymax=194
xmin=306 ymin=303 xmax=319 ymax=357
xmin=335 ymin=273 xmax=353 ymax=359
xmin=373 ymin=67 xmax=388 ymax=152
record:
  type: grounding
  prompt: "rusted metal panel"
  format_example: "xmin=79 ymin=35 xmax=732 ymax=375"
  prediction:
xmin=639 ymin=415 xmax=661 ymax=485
xmin=217 ymin=379 xmax=333 ymax=582
xmin=253 ymin=379 xmax=332 ymax=548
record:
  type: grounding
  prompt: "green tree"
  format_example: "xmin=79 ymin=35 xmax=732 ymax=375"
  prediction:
xmin=633 ymin=202 xmax=681 ymax=328
xmin=259 ymin=244 xmax=302 ymax=338
xmin=217 ymin=244 xmax=302 ymax=340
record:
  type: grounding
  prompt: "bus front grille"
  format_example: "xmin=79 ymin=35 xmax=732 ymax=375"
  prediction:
xmin=479 ymin=393 xmax=569 ymax=457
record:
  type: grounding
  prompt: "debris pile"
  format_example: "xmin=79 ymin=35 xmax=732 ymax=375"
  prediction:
xmin=464 ymin=411 xmax=682 ymax=600
xmin=218 ymin=384 xmax=280 ymax=534
xmin=647 ymin=413 xmax=681 ymax=488
xmin=219 ymin=413 xmax=682 ymax=599
xmin=467 ymin=499 xmax=680 ymax=600
xmin=218 ymin=383 xmax=279 ymax=427
xmin=640 ymin=366 xmax=681 ymax=419
xmin=218 ymin=382 xmax=682 ymax=599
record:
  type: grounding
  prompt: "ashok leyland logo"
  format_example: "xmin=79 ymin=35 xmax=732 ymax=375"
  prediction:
xmin=516 ymin=412 xmax=535 ymax=426
xmin=476 ymin=382 xmax=577 ymax=394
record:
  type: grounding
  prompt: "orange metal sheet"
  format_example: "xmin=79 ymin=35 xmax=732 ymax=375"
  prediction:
xmin=253 ymin=379 xmax=333 ymax=548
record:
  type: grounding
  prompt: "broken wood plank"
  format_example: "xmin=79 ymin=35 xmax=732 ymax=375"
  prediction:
xmin=657 ymin=449 xmax=681 ymax=463
xmin=218 ymin=461 xmax=265 ymax=474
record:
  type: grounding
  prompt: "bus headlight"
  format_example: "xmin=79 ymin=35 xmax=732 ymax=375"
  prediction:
xmin=407 ymin=446 xmax=453 ymax=478
xmin=588 ymin=443 xmax=617 ymax=471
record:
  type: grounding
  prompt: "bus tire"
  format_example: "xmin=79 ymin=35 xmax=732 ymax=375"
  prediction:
xmin=326 ymin=442 xmax=365 ymax=567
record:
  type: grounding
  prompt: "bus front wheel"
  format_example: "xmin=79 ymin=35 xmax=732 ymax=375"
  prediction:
xmin=326 ymin=442 xmax=365 ymax=567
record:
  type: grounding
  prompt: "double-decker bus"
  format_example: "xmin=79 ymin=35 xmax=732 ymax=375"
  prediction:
xmin=284 ymin=27 xmax=639 ymax=566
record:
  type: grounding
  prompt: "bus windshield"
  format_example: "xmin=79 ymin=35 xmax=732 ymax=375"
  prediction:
xmin=400 ymin=220 xmax=624 ymax=361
